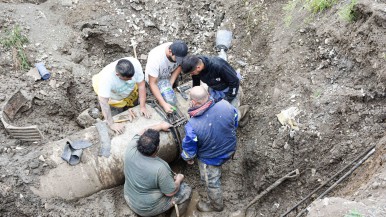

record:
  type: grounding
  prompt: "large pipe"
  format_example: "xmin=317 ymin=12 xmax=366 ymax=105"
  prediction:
xmin=31 ymin=93 xmax=190 ymax=200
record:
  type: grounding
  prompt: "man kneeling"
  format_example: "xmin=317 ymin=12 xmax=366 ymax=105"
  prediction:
xmin=124 ymin=122 xmax=191 ymax=216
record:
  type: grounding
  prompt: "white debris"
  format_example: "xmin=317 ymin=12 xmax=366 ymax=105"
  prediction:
xmin=39 ymin=155 xmax=46 ymax=162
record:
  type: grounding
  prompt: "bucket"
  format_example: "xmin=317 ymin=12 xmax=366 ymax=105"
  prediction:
xmin=215 ymin=30 xmax=232 ymax=51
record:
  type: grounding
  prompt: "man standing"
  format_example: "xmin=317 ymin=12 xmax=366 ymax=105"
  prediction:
xmin=124 ymin=122 xmax=191 ymax=217
xmin=181 ymin=55 xmax=249 ymax=123
xmin=92 ymin=57 xmax=150 ymax=134
xmin=181 ymin=86 xmax=238 ymax=212
xmin=145 ymin=40 xmax=188 ymax=113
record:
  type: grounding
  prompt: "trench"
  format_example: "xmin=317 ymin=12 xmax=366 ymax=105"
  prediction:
xmin=1 ymin=0 xmax=386 ymax=216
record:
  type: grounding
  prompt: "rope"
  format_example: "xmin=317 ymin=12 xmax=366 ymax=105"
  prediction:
xmin=174 ymin=202 xmax=180 ymax=217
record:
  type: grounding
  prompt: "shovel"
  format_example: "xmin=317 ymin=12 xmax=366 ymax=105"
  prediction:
xmin=230 ymin=169 xmax=300 ymax=217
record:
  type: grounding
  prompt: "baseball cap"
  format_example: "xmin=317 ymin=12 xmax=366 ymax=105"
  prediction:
xmin=170 ymin=40 xmax=188 ymax=64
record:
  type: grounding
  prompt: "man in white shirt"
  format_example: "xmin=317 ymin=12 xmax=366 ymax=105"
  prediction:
xmin=92 ymin=57 xmax=150 ymax=134
xmin=145 ymin=40 xmax=188 ymax=113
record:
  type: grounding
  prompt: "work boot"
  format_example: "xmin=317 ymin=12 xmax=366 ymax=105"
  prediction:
xmin=197 ymin=200 xmax=224 ymax=212
xmin=238 ymin=105 xmax=250 ymax=127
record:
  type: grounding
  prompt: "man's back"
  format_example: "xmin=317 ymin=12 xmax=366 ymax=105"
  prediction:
xmin=188 ymin=100 xmax=237 ymax=165
xmin=124 ymin=135 xmax=175 ymax=216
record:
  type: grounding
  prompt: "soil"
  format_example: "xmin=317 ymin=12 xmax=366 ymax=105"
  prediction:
xmin=0 ymin=0 xmax=385 ymax=217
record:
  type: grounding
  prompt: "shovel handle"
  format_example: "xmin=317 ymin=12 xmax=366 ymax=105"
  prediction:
xmin=114 ymin=119 xmax=131 ymax=123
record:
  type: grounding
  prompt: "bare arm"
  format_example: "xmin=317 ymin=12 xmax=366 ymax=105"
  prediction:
xmin=165 ymin=174 xmax=184 ymax=197
xmin=149 ymin=75 xmax=173 ymax=113
xmin=138 ymin=121 xmax=172 ymax=135
xmin=169 ymin=66 xmax=182 ymax=86
xmin=98 ymin=96 xmax=125 ymax=134
xmin=137 ymin=80 xmax=151 ymax=118
xmin=98 ymin=96 xmax=114 ymax=126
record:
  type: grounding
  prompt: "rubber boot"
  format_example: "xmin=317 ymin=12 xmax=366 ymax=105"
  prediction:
xmin=238 ymin=105 xmax=250 ymax=127
xmin=197 ymin=188 xmax=224 ymax=212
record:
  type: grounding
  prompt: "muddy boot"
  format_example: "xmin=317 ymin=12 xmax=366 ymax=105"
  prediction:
xmin=238 ymin=105 xmax=250 ymax=127
xmin=196 ymin=200 xmax=224 ymax=212
xmin=197 ymin=188 xmax=224 ymax=212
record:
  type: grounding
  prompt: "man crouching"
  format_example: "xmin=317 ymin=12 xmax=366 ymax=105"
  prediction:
xmin=124 ymin=122 xmax=191 ymax=216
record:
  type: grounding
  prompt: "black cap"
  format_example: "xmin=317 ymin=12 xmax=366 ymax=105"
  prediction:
xmin=170 ymin=40 xmax=188 ymax=64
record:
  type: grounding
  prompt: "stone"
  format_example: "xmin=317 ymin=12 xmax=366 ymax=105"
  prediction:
xmin=38 ymin=155 xmax=45 ymax=162
xmin=139 ymin=54 xmax=148 ymax=60
xmin=49 ymin=79 xmax=57 ymax=89
xmin=29 ymin=161 xmax=39 ymax=169
xmin=143 ymin=19 xmax=156 ymax=27
xmin=236 ymin=60 xmax=247 ymax=67
xmin=60 ymin=0 xmax=73 ymax=7
xmin=76 ymin=109 xmax=96 ymax=128
xmin=26 ymin=67 xmax=41 ymax=81
xmin=70 ymin=50 xmax=85 ymax=63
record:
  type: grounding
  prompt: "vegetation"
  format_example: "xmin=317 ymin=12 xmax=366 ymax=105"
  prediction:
xmin=0 ymin=26 xmax=31 ymax=70
xmin=283 ymin=0 xmax=299 ymax=27
xmin=243 ymin=1 xmax=265 ymax=44
xmin=312 ymin=89 xmax=322 ymax=98
xmin=306 ymin=0 xmax=336 ymax=13
xmin=344 ymin=210 xmax=363 ymax=217
xmin=283 ymin=0 xmax=337 ymax=27
xmin=339 ymin=0 xmax=358 ymax=22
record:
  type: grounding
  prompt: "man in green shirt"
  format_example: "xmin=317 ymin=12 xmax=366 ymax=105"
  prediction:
xmin=124 ymin=122 xmax=191 ymax=216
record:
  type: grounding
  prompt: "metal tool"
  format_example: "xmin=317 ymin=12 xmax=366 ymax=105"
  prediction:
xmin=176 ymin=85 xmax=191 ymax=100
xmin=147 ymin=99 xmax=187 ymax=155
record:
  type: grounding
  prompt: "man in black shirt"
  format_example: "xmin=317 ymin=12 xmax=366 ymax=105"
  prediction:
xmin=181 ymin=55 xmax=249 ymax=124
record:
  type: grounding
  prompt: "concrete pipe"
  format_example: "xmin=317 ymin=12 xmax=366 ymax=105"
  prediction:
xmin=31 ymin=92 xmax=190 ymax=200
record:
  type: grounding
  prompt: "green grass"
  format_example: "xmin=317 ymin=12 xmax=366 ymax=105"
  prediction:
xmin=283 ymin=0 xmax=299 ymax=27
xmin=344 ymin=210 xmax=362 ymax=217
xmin=244 ymin=3 xmax=264 ymax=44
xmin=0 ymin=26 xmax=31 ymax=70
xmin=339 ymin=0 xmax=358 ymax=22
xmin=312 ymin=89 xmax=322 ymax=98
xmin=283 ymin=0 xmax=335 ymax=27
xmin=306 ymin=0 xmax=337 ymax=13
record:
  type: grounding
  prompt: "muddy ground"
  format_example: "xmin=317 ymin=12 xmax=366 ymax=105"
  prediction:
xmin=0 ymin=0 xmax=386 ymax=216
